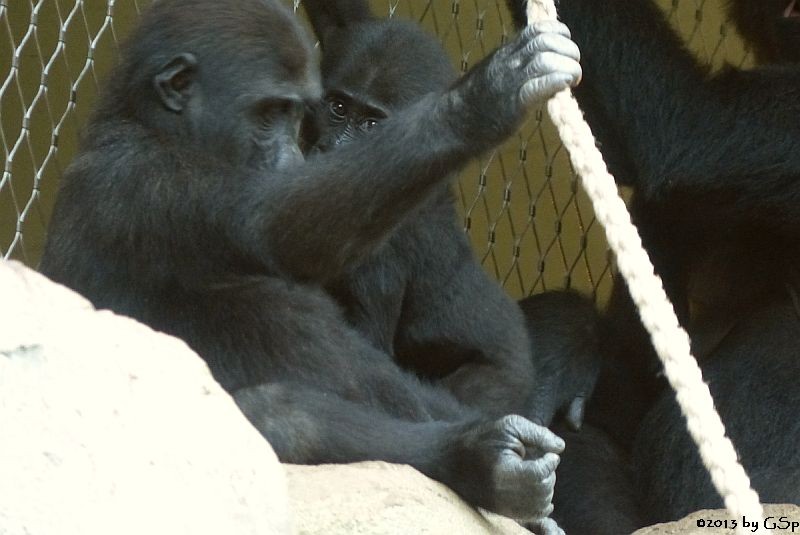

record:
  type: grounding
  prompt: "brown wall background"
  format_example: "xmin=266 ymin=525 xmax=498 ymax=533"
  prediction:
xmin=0 ymin=0 xmax=748 ymax=301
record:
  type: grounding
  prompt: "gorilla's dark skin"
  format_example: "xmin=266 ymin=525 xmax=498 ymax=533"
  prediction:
xmin=40 ymin=0 xmax=579 ymax=522
xmin=509 ymin=0 xmax=800 ymax=523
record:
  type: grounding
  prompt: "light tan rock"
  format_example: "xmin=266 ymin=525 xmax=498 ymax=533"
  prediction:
xmin=633 ymin=504 xmax=800 ymax=535
xmin=286 ymin=461 xmax=529 ymax=535
xmin=0 ymin=260 xmax=291 ymax=535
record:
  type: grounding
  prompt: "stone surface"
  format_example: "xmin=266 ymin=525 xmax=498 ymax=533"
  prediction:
xmin=286 ymin=461 xmax=529 ymax=535
xmin=0 ymin=260 xmax=291 ymax=535
xmin=633 ymin=504 xmax=800 ymax=535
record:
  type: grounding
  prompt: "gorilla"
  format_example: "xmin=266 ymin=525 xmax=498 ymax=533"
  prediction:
xmin=39 ymin=0 xmax=581 ymax=526
xmin=518 ymin=290 xmax=602 ymax=429
xmin=508 ymin=0 xmax=800 ymax=523
xmin=549 ymin=423 xmax=645 ymax=535
xmin=302 ymin=0 xmax=594 ymax=428
xmin=519 ymin=291 xmax=644 ymax=534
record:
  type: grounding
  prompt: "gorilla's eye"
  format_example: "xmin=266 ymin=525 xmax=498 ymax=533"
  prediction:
xmin=329 ymin=99 xmax=347 ymax=120
xmin=360 ymin=118 xmax=379 ymax=131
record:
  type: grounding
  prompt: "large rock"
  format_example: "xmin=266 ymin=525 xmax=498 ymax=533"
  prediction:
xmin=286 ymin=461 xmax=529 ymax=535
xmin=0 ymin=260 xmax=290 ymax=535
xmin=633 ymin=504 xmax=800 ymax=534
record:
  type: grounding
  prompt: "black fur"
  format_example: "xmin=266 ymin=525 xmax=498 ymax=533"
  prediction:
xmin=517 ymin=291 xmax=644 ymax=533
xmin=518 ymin=290 xmax=601 ymax=429
xmin=40 ymin=0 xmax=574 ymax=521
xmin=633 ymin=303 xmax=800 ymax=520
xmin=550 ymin=423 xmax=645 ymax=535
xmin=303 ymin=0 xmax=536 ymax=418
xmin=728 ymin=0 xmax=800 ymax=64
xmin=508 ymin=0 xmax=800 ymax=522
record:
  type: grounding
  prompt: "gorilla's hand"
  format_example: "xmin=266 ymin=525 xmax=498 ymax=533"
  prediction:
xmin=512 ymin=21 xmax=582 ymax=103
xmin=438 ymin=415 xmax=564 ymax=521
xmin=445 ymin=20 xmax=581 ymax=149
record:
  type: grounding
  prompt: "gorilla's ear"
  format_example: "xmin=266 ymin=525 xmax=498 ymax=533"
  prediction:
xmin=154 ymin=53 xmax=198 ymax=113
xmin=303 ymin=0 xmax=373 ymax=48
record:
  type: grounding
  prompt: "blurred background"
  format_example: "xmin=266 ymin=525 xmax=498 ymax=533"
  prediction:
xmin=0 ymin=0 xmax=750 ymax=302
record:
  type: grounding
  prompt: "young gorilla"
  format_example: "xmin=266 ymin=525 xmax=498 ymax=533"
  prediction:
xmin=39 ymin=0 xmax=582 ymax=525
xmin=520 ymin=291 xmax=645 ymax=534
xmin=518 ymin=290 xmax=601 ymax=430
xmin=302 ymin=11 xmax=609 ymax=532
xmin=302 ymin=0 xmax=588 ymax=424
xmin=508 ymin=0 xmax=800 ymax=522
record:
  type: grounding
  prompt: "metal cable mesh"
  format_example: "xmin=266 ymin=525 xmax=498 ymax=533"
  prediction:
xmin=0 ymin=0 xmax=749 ymax=300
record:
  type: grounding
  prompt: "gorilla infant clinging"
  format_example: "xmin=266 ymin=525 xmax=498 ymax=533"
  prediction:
xmin=39 ymin=0 xmax=581 ymax=526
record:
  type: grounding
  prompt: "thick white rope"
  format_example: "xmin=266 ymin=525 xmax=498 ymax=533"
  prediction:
xmin=525 ymin=1 xmax=766 ymax=531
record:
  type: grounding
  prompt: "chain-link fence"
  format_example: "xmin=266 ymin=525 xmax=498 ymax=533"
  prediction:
xmin=0 ymin=0 xmax=750 ymax=301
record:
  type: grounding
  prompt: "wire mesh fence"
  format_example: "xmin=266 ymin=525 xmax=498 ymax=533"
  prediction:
xmin=0 ymin=0 xmax=750 ymax=301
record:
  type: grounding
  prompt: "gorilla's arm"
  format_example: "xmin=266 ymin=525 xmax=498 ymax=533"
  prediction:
xmin=235 ymin=382 xmax=563 ymax=522
xmin=253 ymin=24 xmax=580 ymax=283
xmin=45 ymin=23 xmax=579 ymax=291
xmin=508 ymin=0 xmax=800 ymax=225
xmin=260 ymin=94 xmax=473 ymax=282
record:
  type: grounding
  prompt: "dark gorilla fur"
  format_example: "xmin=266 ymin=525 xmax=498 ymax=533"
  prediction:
xmin=509 ymin=0 xmax=800 ymax=524
xmin=519 ymin=291 xmax=645 ymax=533
xmin=518 ymin=290 xmax=602 ymax=430
xmin=549 ymin=423 xmax=645 ymax=535
xmin=303 ymin=0 xmax=541 ymax=420
xmin=40 ymin=0 xmax=577 ymax=522
xmin=634 ymin=303 xmax=800 ymax=520
xmin=304 ymin=9 xmax=620 ymax=530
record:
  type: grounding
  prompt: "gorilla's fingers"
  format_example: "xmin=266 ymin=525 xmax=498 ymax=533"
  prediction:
xmin=529 ymin=32 xmax=581 ymax=62
xmin=529 ymin=20 xmax=573 ymax=39
xmin=520 ymin=72 xmax=578 ymax=103
xmin=519 ymin=46 xmax=582 ymax=103
xmin=507 ymin=415 xmax=566 ymax=453
xmin=523 ymin=452 xmax=561 ymax=480
xmin=526 ymin=51 xmax=582 ymax=81
xmin=498 ymin=451 xmax=560 ymax=491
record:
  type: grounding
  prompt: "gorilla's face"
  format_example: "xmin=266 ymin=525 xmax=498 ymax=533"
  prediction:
xmin=728 ymin=0 xmax=800 ymax=64
xmin=310 ymin=19 xmax=456 ymax=153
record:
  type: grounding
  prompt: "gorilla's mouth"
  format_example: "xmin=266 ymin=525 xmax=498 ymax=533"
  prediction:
xmin=785 ymin=0 xmax=800 ymax=18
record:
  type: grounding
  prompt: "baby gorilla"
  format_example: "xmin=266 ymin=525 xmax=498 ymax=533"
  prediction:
xmin=39 ymin=0 xmax=581 ymax=527
xmin=303 ymin=0 xmax=584 ymax=424
xmin=518 ymin=290 xmax=601 ymax=429
xmin=519 ymin=291 xmax=645 ymax=534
